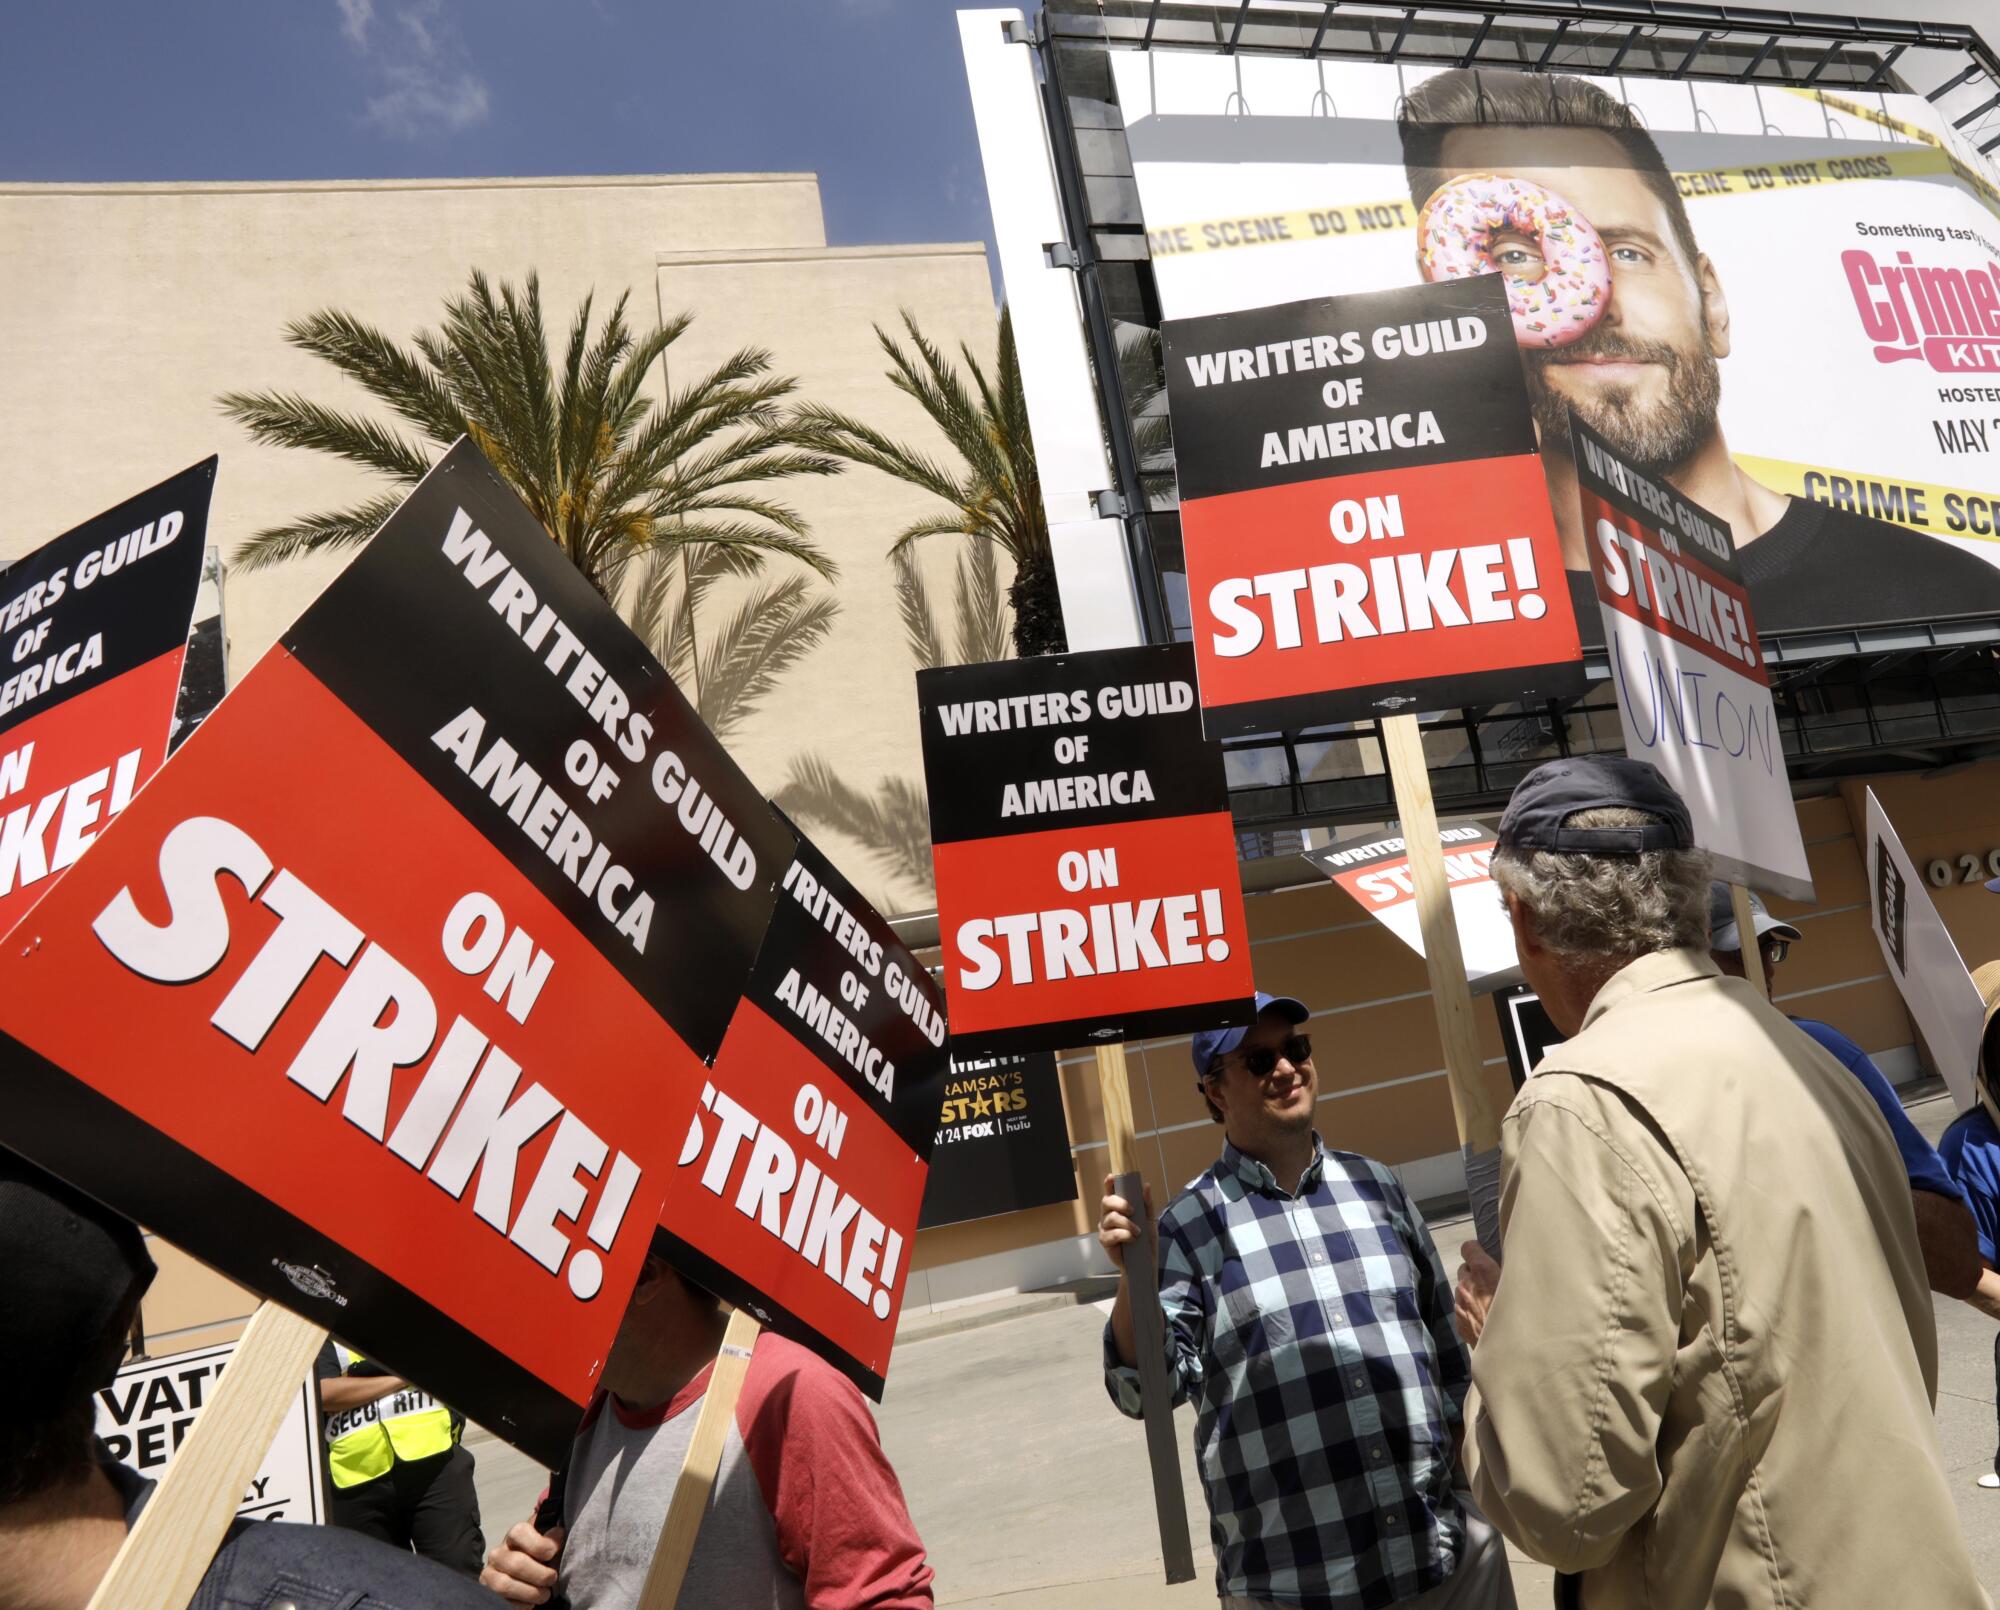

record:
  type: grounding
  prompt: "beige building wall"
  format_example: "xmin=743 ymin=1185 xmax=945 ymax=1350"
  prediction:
xmin=0 ymin=172 xmax=822 ymax=687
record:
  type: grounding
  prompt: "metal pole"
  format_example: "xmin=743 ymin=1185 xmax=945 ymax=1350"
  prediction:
xmin=1036 ymin=13 xmax=1173 ymax=645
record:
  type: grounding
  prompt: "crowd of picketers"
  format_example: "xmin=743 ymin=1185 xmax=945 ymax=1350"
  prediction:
xmin=9 ymin=752 xmax=2000 ymax=1610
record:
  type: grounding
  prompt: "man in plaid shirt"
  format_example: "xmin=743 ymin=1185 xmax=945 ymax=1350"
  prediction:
xmin=1100 ymin=992 xmax=1513 ymax=1610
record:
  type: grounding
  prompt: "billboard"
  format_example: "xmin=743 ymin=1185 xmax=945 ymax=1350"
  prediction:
xmin=1161 ymin=278 xmax=1585 ymax=733
xmin=1572 ymin=415 xmax=1814 ymax=900
xmin=918 ymin=643 xmax=1254 ymax=1056
xmin=1110 ymin=55 xmax=2000 ymax=640
xmin=919 ymin=1049 xmax=1078 ymax=1229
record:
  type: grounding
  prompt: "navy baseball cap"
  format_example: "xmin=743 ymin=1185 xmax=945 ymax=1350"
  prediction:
xmin=1192 ymin=992 xmax=1310 ymax=1084
xmin=1497 ymin=756 xmax=1694 ymax=854
xmin=0 ymin=1146 xmax=155 ymax=1406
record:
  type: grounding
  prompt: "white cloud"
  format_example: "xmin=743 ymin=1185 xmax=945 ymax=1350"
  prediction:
xmin=339 ymin=0 xmax=492 ymax=140
xmin=335 ymin=0 xmax=374 ymax=47
xmin=365 ymin=63 xmax=491 ymax=138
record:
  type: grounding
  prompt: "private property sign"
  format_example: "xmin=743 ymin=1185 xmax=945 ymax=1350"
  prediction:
xmin=1162 ymin=278 xmax=1585 ymax=738
xmin=97 ymin=1342 xmax=324 ymax=1524
xmin=0 ymin=442 xmax=789 ymax=1465
xmin=919 ymin=643 xmax=1254 ymax=1056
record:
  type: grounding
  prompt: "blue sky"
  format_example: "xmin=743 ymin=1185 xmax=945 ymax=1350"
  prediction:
xmin=0 ymin=0 xmax=997 ymax=283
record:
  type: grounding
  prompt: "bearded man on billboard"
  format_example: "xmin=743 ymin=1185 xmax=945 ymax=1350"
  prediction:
xmin=1398 ymin=68 xmax=2000 ymax=635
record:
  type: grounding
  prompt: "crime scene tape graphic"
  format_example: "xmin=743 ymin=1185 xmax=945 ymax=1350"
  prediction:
xmin=1142 ymin=89 xmax=2000 ymax=262
xmin=1733 ymin=454 xmax=2000 ymax=544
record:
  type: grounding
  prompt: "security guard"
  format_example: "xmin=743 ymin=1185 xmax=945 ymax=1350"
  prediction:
xmin=315 ymin=1341 xmax=484 ymax=1576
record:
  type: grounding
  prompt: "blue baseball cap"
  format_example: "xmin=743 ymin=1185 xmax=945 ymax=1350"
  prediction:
xmin=1192 ymin=992 xmax=1310 ymax=1085
xmin=1988 ymin=876 xmax=2000 ymax=894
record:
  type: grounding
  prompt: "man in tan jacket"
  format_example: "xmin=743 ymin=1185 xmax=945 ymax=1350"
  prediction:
xmin=1456 ymin=755 xmax=1986 ymax=1610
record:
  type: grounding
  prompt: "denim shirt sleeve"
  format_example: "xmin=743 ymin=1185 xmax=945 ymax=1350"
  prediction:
xmin=1104 ymin=1207 xmax=1208 ymax=1417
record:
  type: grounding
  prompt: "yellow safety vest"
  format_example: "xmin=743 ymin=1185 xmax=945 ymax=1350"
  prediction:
xmin=322 ymin=1345 xmax=459 ymax=1489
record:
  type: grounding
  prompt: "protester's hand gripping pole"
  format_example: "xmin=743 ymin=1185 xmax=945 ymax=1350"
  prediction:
xmin=1729 ymin=882 xmax=1770 ymax=1002
xmin=87 ymin=1302 xmax=327 ymax=1610
xmin=636 ymin=1307 xmax=763 ymax=1610
xmin=1380 ymin=714 xmax=1506 ymax=1256
xmin=1097 ymin=1041 xmax=1198 ymax=1586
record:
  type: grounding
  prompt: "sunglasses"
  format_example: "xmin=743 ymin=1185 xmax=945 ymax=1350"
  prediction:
xmin=1211 ymin=1033 xmax=1313 ymax=1080
xmin=1761 ymin=938 xmax=1790 ymax=966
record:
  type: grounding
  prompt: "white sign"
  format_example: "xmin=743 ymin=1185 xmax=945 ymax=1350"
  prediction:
xmin=1866 ymin=788 xmax=1987 ymax=1109
xmin=95 ymin=1341 xmax=324 ymax=1524
xmin=1572 ymin=419 xmax=1814 ymax=901
xmin=1306 ymin=819 xmax=1521 ymax=993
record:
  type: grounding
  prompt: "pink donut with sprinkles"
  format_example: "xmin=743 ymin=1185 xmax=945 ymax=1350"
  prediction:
xmin=1416 ymin=173 xmax=1610 ymax=348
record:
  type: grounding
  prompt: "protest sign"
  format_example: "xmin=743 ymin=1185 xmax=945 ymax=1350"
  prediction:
xmin=919 ymin=642 xmax=1255 ymax=1056
xmin=0 ymin=460 xmax=213 ymax=934
xmin=1867 ymin=787 xmax=1986 ymax=1107
xmin=1573 ymin=416 xmax=1814 ymax=902
xmin=1161 ymin=278 xmax=1585 ymax=739
xmin=1306 ymin=819 xmax=1519 ymax=993
xmin=658 ymin=830 xmax=950 ymax=1399
xmin=96 ymin=1341 xmax=324 ymax=1524
xmin=0 ymin=441 xmax=792 ymax=1464
xmin=919 ymin=1049 xmax=1077 ymax=1229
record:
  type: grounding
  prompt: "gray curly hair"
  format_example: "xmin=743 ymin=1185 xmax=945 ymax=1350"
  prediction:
xmin=1490 ymin=806 xmax=1711 ymax=958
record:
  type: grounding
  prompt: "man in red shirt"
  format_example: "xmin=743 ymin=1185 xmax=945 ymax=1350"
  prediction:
xmin=480 ymin=1239 xmax=933 ymax=1608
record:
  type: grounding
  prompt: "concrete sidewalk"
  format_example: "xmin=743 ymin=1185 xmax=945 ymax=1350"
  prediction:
xmin=467 ymin=1085 xmax=1999 ymax=1605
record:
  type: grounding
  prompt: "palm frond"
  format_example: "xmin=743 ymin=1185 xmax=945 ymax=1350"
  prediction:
xmin=231 ymin=494 xmax=411 ymax=571
xmin=280 ymin=309 xmax=467 ymax=446
xmin=886 ymin=514 xmax=976 ymax=556
xmin=892 ymin=550 xmax=946 ymax=671
xmin=954 ymin=539 xmax=1014 ymax=666
xmin=773 ymin=752 xmax=934 ymax=899
xmin=216 ymin=392 xmax=434 ymax=482
xmin=694 ymin=578 xmax=840 ymax=741
xmin=803 ymin=305 xmax=1060 ymax=655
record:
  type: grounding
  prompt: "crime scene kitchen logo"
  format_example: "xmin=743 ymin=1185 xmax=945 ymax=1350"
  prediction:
xmin=1844 ymin=247 xmax=2000 ymax=373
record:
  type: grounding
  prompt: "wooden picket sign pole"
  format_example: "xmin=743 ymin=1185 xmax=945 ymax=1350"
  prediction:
xmin=636 ymin=1307 xmax=764 ymax=1610
xmin=1729 ymin=882 xmax=1770 ymax=1001
xmin=87 ymin=1302 xmax=327 ymax=1610
xmin=1379 ymin=714 xmax=1503 ymax=1155
xmin=1097 ymin=1040 xmax=1198 ymax=1586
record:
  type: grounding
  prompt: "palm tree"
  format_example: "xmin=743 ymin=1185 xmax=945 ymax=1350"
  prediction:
xmin=218 ymin=269 xmax=842 ymax=740
xmin=797 ymin=307 xmax=1066 ymax=657
xmin=775 ymin=541 xmax=1013 ymax=906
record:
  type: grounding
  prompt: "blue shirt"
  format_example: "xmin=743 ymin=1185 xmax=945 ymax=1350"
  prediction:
xmin=1794 ymin=1018 xmax=1965 ymax=1204
xmin=1940 ymin=1104 xmax=2000 ymax=1264
xmin=1103 ymin=1135 xmax=1469 ymax=1610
